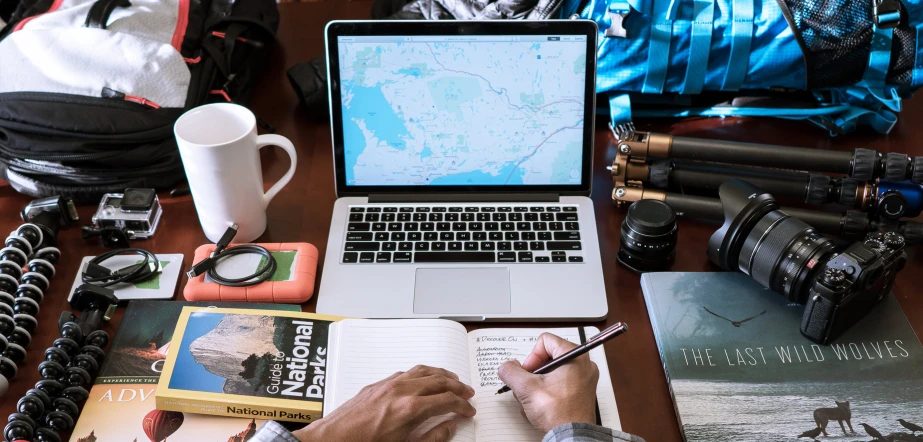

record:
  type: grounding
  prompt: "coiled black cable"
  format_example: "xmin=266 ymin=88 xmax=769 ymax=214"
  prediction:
xmin=186 ymin=224 xmax=277 ymax=287
xmin=81 ymin=248 xmax=159 ymax=287
xmin=206 ymin=244 xmax=276 ymax=287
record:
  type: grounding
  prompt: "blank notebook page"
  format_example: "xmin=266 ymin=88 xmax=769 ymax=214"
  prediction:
xmin=467 ymin=327 xmax=621 ymax=442
xmin=326 ymin=319 xmax=476 ymax=442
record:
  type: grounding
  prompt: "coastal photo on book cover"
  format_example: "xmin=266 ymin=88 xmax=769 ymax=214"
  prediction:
xmin=642 ymin=272 xmax=923 ymax=442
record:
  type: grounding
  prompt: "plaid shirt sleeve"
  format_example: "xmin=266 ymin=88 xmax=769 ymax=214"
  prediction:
xmin=542 ymin=423 xmax=647 ymax=442
xmin=251 ymin=421 xmax=647 ymax=442
xmin=251 ymin=421 xmax=302 ymax=442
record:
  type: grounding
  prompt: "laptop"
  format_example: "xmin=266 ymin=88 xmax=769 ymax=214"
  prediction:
xmin=316 ymin=20 xmax=607 ymax=321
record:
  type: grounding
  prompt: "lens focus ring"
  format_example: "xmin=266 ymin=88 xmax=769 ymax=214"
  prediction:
xmin=740 ymin=213 xmax=813 ymax=288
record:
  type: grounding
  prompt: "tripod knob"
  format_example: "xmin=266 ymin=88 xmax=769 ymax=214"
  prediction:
xmin=900 ymin=221 xmax=923 ymax=245
xmin=912 ymin=156 xmax=923 ymax=184
xmin=885 ymin=153 xmax=909 ymax=182
xmin=841 ymin=211 xmax=868 ymax=240
xmin=806 ymin=174 xmax=831 ymax=204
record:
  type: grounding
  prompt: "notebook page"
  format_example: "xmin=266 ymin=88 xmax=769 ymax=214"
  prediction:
xmin=468 ymin=327 xmax=621 ymax=442
xmin=326 ymin=319 xmax=476 ymax=442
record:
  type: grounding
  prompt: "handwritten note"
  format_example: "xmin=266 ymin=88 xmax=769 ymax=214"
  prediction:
xmin=467 ymin=328 xmax=621 ymax=442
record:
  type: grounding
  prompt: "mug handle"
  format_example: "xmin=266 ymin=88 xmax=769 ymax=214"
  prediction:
xmin=255 ymin=134 xmax=298 ymax=208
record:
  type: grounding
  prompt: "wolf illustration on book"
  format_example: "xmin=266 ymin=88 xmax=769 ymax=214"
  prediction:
xmin=813 ymin=401 xmax=854 ymax=436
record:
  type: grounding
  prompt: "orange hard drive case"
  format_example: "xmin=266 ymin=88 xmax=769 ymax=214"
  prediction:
xmin=183 ymin=242 xmax=318 ymax=303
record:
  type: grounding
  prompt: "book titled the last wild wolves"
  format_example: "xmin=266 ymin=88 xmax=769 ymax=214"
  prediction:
xmin=156 ymin=308 xmax=343 ymax=423
xmin=642 ymin=272 xmax=923 ymax=442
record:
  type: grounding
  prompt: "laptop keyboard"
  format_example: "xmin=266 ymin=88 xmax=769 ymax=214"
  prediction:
xmin=342 ymin=205 xmax=584 ymax=264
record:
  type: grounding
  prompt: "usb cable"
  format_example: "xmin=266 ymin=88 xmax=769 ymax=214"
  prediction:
xmin=186 ymin=224 xmax=276 ymax=287
xmin=82 ymin=248 xmax=160 ymax=287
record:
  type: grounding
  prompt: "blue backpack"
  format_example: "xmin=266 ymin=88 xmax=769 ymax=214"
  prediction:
xmin=558 ymin=0 xmax=922 ymax=135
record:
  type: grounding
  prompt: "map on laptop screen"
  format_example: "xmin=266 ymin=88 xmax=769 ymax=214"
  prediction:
xmin=337 ymin=35 xmax=588 ymax=187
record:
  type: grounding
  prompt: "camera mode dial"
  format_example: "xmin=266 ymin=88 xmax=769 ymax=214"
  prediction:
xmin=882 ymin=231 xmax=905 ymax=249
xmin=821 ymin=268 xmax=847 ymax=288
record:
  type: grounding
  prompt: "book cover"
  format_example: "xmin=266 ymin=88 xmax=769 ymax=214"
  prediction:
xmin=156 ymin=308 xmax=342 ymax=423
xmin=641 ymin=272 xmax=923 ymax=442
xmin=70 ymin=301 xmax=300 ymax=442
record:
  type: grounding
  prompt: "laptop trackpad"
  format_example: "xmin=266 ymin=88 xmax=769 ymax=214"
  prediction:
xmin=413 ymin=268 xmax=511 ymax=314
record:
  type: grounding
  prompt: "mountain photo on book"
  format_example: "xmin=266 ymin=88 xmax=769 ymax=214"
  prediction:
xmin=70 ymin=301 xmax=300 ymax=442
xmin=642 ymin=272 xmax=923 ymax=442
xmin=168 ymin=310 xmax=329 ymax=401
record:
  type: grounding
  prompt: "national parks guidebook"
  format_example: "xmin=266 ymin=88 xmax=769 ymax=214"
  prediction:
xmin=69 ymin=301 xmax=300 ymax=442
xmin=155 ymin=307 xmax=343 ymax=423
xmin=641 ymin=272 xmax=923 ymax=442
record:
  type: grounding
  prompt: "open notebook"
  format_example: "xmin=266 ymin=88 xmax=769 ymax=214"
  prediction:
xmin=324 ymin=319 xmax=622 ymax=442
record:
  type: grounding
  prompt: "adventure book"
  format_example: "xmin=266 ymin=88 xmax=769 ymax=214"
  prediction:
xmin=69 ymin=301 xmax=299 ymax=442
xmin=641 ymin=272 xmax=923 ymax=442
xmin=157 ymin=310 xmax=622 ymax=441
xmin=156 ymin=308 xmax=343 ymax=423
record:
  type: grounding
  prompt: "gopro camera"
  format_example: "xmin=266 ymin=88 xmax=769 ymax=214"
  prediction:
xmin=90 ymin=189 xmax=162 ymax=239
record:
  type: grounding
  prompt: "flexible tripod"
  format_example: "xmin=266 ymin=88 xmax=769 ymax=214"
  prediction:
xmin=0 ymin=197 xmax=118 ymax=442
xmin=5 ymin=284 xmax=116 ymax=442
xmin=612 ymin=187 xmax=923 ymax=244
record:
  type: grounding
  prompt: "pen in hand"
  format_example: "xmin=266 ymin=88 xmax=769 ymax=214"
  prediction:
xmin=496 ymin=322 xmax=628 ymax=395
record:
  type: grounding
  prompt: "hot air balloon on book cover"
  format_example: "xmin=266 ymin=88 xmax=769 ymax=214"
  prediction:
xmin=69 ymin=301 xmax=299 ymax=442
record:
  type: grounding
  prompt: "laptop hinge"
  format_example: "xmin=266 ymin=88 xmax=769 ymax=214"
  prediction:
xmin=368 ymin=193 xmax=560 ymax=203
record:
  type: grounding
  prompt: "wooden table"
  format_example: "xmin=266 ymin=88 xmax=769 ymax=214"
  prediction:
xmin=1 ymin=2 xmax=921 ymax=441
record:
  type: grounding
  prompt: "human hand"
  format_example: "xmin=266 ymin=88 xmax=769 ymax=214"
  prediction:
xmin=497 ymin=333 xmax=599 ymax=434
xmin=293 ymin=365 xmax=476 ymax=442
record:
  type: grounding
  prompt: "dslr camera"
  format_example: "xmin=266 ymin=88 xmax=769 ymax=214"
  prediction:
xmin=708 ymin=179 xmax=907 ymax=344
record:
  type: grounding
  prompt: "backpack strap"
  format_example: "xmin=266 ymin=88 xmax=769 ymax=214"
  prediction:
xmin=862 ymin=24 xmax=893 ymax=86
xmin=642 ymin=0 xmax=675 ymax=93
xmin=722 ymin=0 xmax=753 ymax=90
xmin=84 ymin=0 xmax=131 ymax=30
xmin=681 ymin=0 xmax=715 ymax=94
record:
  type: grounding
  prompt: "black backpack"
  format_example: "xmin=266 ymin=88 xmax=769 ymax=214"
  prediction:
xmin=0 ymin=0 xmax=278 ymax=203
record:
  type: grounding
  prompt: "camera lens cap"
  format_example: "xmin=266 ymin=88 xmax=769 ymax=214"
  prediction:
xmin=626 ymin=200 xmax=676 ymax=236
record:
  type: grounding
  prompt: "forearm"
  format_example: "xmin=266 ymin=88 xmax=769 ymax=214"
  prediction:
xmin=542 ymin=423 xmax=647 ymax=442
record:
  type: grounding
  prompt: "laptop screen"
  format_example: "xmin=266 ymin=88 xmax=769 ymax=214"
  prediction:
xmin=331 ymin=28 xmax=593 ymax=192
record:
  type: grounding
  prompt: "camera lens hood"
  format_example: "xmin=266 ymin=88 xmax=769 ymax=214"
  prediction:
xmin=707 ymin=179 xmax=780 ymax=269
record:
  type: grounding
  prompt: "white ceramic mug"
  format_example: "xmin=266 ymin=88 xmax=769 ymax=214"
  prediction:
xmin=174 ymin=103 xmax=297 ymax=243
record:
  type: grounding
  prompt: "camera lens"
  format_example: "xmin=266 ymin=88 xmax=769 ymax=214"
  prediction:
xmin=617 ymin=200 xmax=677 ymax=273
xmin=737 ymin=211 xmax=837 ymax=302
xmin=709 ymin=179 xmax=836 ymax=301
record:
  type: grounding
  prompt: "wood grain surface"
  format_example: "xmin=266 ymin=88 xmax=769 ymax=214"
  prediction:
xmin=0 ymin=3 xmax=920 ymax=441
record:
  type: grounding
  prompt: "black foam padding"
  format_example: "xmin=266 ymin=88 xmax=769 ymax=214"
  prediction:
xmin=838 ymin=178 xmax=859 ymax=207
xmin=806 ymin=174 xmax=831 ymax=204
xmin=913 ymin=157 xmax=923 ymax=184
xmin=841 ymin=211 xmax=869 ymax=239
xmin=885 ymin=152 xmax=909 ymax=181
xmin=649 ymin=160 xmax=671 ymax=188
xmin=851 ymin=148 xmax=877 ymax=181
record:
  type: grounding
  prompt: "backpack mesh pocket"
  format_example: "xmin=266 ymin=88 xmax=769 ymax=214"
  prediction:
xmin=779 ymin=0 xmax=916 ymax=88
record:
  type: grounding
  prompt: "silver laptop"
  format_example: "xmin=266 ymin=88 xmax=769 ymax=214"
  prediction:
xmin=316 ymin=20 xmax=607 ymax=321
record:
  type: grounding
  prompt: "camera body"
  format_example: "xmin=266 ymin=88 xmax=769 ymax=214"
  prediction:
xmin=91 ymin=189 xmax=162 ymax=239
xmin=708 ymin=179 xmax=908 ymax=344
xmin=802 ymin=231 xmax=906 ymax=343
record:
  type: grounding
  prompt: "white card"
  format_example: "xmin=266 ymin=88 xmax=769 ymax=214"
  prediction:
xmin=68 ymin=253 xmax=184 ymax=301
